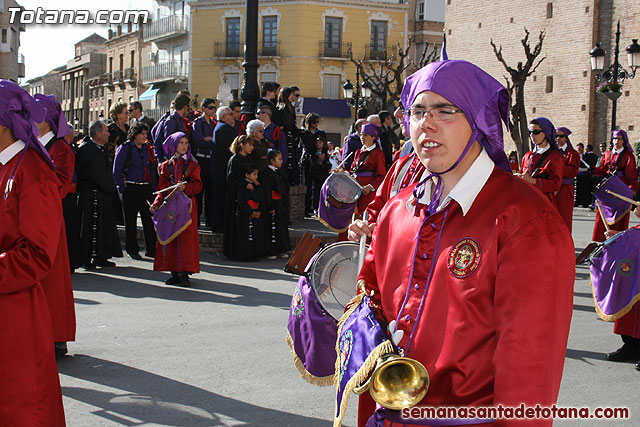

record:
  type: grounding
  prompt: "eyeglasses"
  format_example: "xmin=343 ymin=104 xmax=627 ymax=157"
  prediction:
xmin=257 ymin=129 xmax=264 ymax=133
xmin=205 ymin=105 xmax=215 ymax=110
xmin=258 ymin=111 xmax=268 ymax=115
xmin=293 ymin=93 xmax=301 ymax=98
xmin=613 ymin=137 xmax=625 ymax=141
xmin=127 ymin=108 xmax=135 ymax=112
xmin=529 ymin=129 xmax=543 ymax=135
xmin=404 ymin=106 xmax=462 ymax=122
xmin=556 ymin=134 xmax=566 ymax=138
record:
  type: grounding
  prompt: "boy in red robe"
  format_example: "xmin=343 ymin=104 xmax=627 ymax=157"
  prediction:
xmin=555 ymin=127 xmax=580 ymax=232
xmin=349 ymin=123 xmax=387 ymax=215
xmin=34 ymin=93 xmax=77 ymax=358
xmin=150 ymin=132 xmax=202 ymax=286
xmin=591 ymin=129 xmax=638 ymax=242
xmin=0 ymin=80 xmax=66 ymax=425
xmin=517 ymin=117 xmax=564 ymax=208
xmin=354 ymin=61 xmax=574 ymax=427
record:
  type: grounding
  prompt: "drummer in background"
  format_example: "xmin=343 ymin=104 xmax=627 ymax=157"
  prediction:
xmin=349 ymin=123 xmax=387 ymax=216
xmin=355 ymin=60 xmax=574 ymax=426
xmin=149 ymin=132 xmax=202 ymax=286
xmin=602 ymin=206 xmax=640 ymax=370
xmin=554 ymin=127 xmax=580 ymax=232
xmin=591 ymin=129 xmax=638 ymax=242
xmin=516 ymin=118 xmax=564 ymax=209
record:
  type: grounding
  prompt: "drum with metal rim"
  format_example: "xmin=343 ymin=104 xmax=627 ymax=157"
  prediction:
xmin=308 ymin=241 xmax=369 ymax=320
xmin=325 ymin=172 xmax=363 ymax=207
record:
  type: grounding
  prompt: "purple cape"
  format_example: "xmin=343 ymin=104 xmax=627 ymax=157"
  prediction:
xmin=34 ymin=93 xmax=72 ymax=139
xmin=286 ymin=257 xmax=338 ymax=386
xmin=0 ymin=79 xmax=53 ymax=168
xmin=590 ymin=228 xmax=640 ymax=321
xmin=400 ymin=60 xmax=511 ymax=173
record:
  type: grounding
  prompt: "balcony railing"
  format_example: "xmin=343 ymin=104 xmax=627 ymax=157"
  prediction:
xmin=143 ymin=15 xmax=189 ymax=42
xmin=18 ymin=54 xmax=25 ymax=78
xmin=113 ymin=70 xmax=123 ymax=83
xmin=213 ymin=41 xmax=244 ymax=58
xmin=365 ymin=44 xmax=387 ymax=60
xmin=260 ymin=41 xmax=281 ymax=57
xmin=102 ymin=72 xmax=113 ymax=87
xmin=142 ymin=60 xmax=188 ymax=84
xmin=123 ymin=68 xmax=136 ymax=83
xmin=318 ymin=41 xmax=352 ymax=58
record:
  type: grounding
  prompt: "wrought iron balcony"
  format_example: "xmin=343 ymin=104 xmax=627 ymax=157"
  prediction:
xmin=213 ymin=41 xmax=244 ymax=58
xmin=123 ymin=68 xmax=136 ymax=83
xmin=365 ymin=44 xmax=387 ymax=61
xmin=145 ymin=106 xmax=171 ymax=121
xmin=102 ymin=72 xmax=113 ymax=87
xmin=318 ymin=41 xmax=352 ymax=59
xmin=143 ymin=15 xmax=189 ymax=42
xmin=260 ymin=41 xmax=281 ymax=57
xmin=142 ymin=60 xmax=188 ymax=84
xmin=113 ymin=70 xmax=123 ymax=83
xmin=17 ymin=54 xmax=25 ymax=78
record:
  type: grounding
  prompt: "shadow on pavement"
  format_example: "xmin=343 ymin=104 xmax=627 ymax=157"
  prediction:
xmin=73 ymin=267 xmax=293 ymax=310
xmin=565 ymin=348 xmax=606 ymax=364
xmin=59 ymin=355 xmax=333 ymax=427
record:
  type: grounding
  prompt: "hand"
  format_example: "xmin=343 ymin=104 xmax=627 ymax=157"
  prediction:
xmin=269 ymin=210 xmax=275 ymax=215
xmin=362 ymin=185 xmax=372 ymax=195
xmin=347 ymin=219 xmax=376 ymax=242
xmin=149 ymin=205 xmax=158 ymax=214
xmin=604 ymin=230 xmax=620 ymax=239
xmin=634 ymin=206 xmax=640 ymax=219
xmin=251 ymin=211 xmax=261 ymax=219
xmin=518 ymin=172 xmax=536 ymax=185
xmin=247 ymin=183 xmax=254 ymax=191
xmin=177 ymin=183 xmax=186 ymax=192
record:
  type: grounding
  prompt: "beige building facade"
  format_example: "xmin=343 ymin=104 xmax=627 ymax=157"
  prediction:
xmin=0 ymin=0 xmax=25 ymax=82
xmin=446 ymin=0 xmax=640 ymax=152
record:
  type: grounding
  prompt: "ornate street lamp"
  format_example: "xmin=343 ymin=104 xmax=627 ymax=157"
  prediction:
xmin=589 ymin=20 xmax=638 ymax=132
xmin=342 ymin=80 xmax=354 ymax=101
xmin=343 ymin=70 xmax=371 ymax=122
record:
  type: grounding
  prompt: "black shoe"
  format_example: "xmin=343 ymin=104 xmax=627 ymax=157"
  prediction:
xmin=635 ymin=360 xmax=640 ymax=371
xmin=127 ymin=252 xmax=143 ymax=260
xmin=144 ymin=251 xmax=155 ymax=258
xmin=606 ymin=346 xmax=640 ymax=362
xmin=94 ymin=258 xmax=116 ymax=267
xmin=55 ymin=342 xmax=68 ymax=359
xmin=177 ymin=272 xmax=191 ymax=287
xmin=165 ymin=273 xmax=181 ymax=286
xmin=83 ymin=263 xmax=96 ymax=270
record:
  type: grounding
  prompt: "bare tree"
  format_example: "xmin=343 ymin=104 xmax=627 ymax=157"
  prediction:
xmin=491 ymin=28 xmax=546 ymax=159
xmin=347 ymin=39 xmax=439 ymax=111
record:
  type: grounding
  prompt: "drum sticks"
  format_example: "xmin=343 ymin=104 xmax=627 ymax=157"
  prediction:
xmin=605 ymin=189 xmax=640 ymax=207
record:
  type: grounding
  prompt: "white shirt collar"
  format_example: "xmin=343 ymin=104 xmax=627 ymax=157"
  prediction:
xmin=138 ymin=112 xmax=146 ymax=121
xmin=558 ymin=143 xmax=567 ymax=152
xmin=0 ymin=140 xmax=26 ymax=165
xmin=38 ymin=131 xmax=55 ymax=147
xmin=362 ymin=143 xmax=376 ymax=152
xmin=614 ymin=146 xmax=624 ymax=154
xmin=416 ymin=148 xmax=494 ymax=216
xmin=268 ymin=165 xmax=277 ymax=171
xmin=534 ymin=143 xmax=551 ymax=154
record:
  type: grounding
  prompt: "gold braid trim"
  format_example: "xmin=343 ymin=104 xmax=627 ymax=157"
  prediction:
xmin=285 ymin=331 xmax=335 ymax=387
xmin=591 ymin=277 xmax=640 ymax=322
xmin=155 ymin=192 xmax=193 ymax=246
xmin=597 ymin=203 xmax=632 ymax=226
xmin=318 ymin=215 xmax=349 ymax=233
xmin=332 ymin=340 xmax=395 ymax=427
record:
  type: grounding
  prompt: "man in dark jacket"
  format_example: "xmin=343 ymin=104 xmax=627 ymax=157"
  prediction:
xmin=210 ymin=106 xmax=237 ymax=232
xmin=152 ymin=94 xmax=190 ymax=163
xmin=128 ymin=101 xmax=156 ymax=143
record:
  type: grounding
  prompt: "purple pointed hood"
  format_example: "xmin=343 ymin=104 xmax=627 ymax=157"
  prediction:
xmin=0 ymin=80 xmax=53 ymax=168
xmin=532 ymin=117 xmax=558 ymax=150
xmin=163 ymin=131 xmax=192 ymax=161
xmin=612 ymin=129 xmax=633 ymax=154
xmin=34 ymin=94 xmax=72 ymax=139
xmin=400 ymin=60 xmax=511 ymax=172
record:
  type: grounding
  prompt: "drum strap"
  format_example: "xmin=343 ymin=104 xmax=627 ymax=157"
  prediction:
xmin=352 ymin=150 xmax=372 ymax=174
xmin=528 ymin=149 xmax=552 ymax=178
xmin=391 ymin=157 xmax=415 ymax=198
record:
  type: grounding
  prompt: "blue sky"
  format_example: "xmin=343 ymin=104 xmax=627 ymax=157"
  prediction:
xmin=19 ymin=0 xmax=152 ymax=81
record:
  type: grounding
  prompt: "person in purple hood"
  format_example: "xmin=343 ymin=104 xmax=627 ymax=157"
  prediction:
xmin=354 ymin=61 xmax=573 ymax=427
xmin=0 ymin=80 xmax=66 ymax=425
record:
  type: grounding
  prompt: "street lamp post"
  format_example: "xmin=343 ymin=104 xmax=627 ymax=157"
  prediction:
xmin=589 ymin=20 xmax=640 ymax=133
xmin=240 ymin=0 xmax=260 ymax=120
xmin=342 ymin=68 xmax=371 ymax=122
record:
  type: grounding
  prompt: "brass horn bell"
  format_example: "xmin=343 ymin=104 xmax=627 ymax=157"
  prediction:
xmin=354 ymin=353 xmax=430 ymax=411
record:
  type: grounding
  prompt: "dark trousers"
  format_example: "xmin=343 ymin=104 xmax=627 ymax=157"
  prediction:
xmin=122 ymin=184 xmax=156 ymax=255
xmin=211 ymin=174 xmax=227 ymax=232
xmin=621 ymin=335 xmax=640 ymax=350
xmin=195 ymin=155 xmax=213 ymax=227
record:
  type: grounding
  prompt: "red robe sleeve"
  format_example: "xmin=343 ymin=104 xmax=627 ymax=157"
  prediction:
xmin=519 ymin=152 xmax=531 ymax=174
xmin=620 ymin=151 xmax=639 ymax=192
xmin=49 ymin=139 xmax=75 ymax=198
xmin=0 ymin=164 xmax=62 ymax=295
xmin=534 ymin=150 xmax=563 ymax=194
xmin=371 ymin=149 xmax=386 ymax=190
xmin=152 ymin=161 xmax=171 ymax=208
xmin=184 ymin=161 xmax=203 ymax=196
xmin=593 ymin=151 xmax=611 ymax=176
xmin=562 ymin=147 xmax=579 ymax=179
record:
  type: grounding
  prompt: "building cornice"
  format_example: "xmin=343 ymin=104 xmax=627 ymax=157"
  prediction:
xmin=191 ymin=0 xmax=409 ymax=12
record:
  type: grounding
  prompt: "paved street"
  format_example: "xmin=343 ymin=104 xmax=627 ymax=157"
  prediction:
xmin=59 ymin=209 xmax=640 ymax=426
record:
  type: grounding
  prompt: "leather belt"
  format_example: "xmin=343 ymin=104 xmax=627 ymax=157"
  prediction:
xmin=195 ymin=153 xmax=211 ymax=159
xmin=125 ymin=181 xmax=150 ymax=185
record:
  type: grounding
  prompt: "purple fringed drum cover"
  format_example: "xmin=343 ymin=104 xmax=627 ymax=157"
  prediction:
xmin=152 ymin=190 xmax=192 ymax=245
xmin=317 ymin=180 xmax=357 ymax=232
xmin=594 ymin=175 xmax=634 ymax=224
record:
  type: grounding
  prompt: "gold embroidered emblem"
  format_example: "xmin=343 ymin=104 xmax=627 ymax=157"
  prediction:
xmin=448 ymin=238 xmax=481 ymax=278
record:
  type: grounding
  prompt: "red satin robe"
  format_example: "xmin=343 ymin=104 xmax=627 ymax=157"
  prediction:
xmin=365 ymin=153 xmax=425 ymax=224
xmin=349 ymin=146 xmax=386 ymax=214
xmin=358 ymin=167 xmax=574 ymax=427
xmin=152 ymin=156 xmax=202 ymax=273
xmin=41 ymin=137 xmax=77 ymax=342
xmin=556 ymin=145 xmax=580 ymax=232
xmin=0 ymin=147 xmax=66 ymax=425
xmin=519 ymin=148 xmax=564 ymax=207
xmin=591 ymin=149 xmax=639 ymax=242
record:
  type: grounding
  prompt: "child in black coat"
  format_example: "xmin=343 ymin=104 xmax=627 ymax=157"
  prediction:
xmin=262 ymin=150 xmax=291 ymax=259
